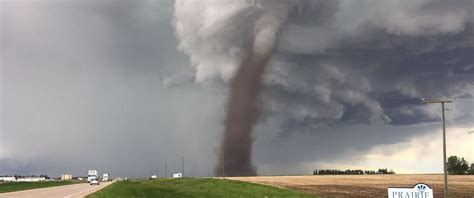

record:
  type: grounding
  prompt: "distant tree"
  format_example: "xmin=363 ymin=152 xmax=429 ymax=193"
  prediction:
xmin=313 ymin=168 xmax=394 ymax=175
xmin=447 ymin=155 xmax=469 ymax=175
xmin=468 ymin=163 xmax=474 ymax=175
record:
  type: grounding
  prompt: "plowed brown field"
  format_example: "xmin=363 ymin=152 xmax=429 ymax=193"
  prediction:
xmin=229 ymin=174 xmax=474 ymax=198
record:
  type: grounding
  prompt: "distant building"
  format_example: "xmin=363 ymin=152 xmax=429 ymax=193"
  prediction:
xmin=150 ymin=175 xmax=157 ymax=179
xmin=16 ymin=177 xmax=46 ymax=182
xmin=0 ymin=177 xmax=16 ymax=182
xmin=61 ymin=174 xmax=73 ymax=180
xmin=173 ymin=173 xmax=182 ymax=178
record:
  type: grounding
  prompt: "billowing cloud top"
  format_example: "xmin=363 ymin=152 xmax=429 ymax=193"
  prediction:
xmin=174 ymin=0 xmax=474 ymax=130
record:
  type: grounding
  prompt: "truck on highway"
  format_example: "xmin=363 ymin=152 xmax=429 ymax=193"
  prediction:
xmin=90 ymin=178 xmax=100 ymax=185
xmin=173 ymin=173 xmax=182 ymax=178
xmin=87 ymin=170 xmax=98 ymax=183
xmin=102 ymin=174 xmax=109 ymax=182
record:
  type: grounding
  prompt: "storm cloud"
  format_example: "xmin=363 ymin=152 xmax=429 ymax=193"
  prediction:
xmin=1 ymin=0 xmax=474 ymax=177
xmin=173 ymin=0 xmax=474 ymax=174
xmin=174 ymin=0 xmax=474 ymax=128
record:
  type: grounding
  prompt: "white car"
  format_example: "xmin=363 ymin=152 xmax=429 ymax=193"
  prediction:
xmin=90 ymin=179 xmax=100 ymax=185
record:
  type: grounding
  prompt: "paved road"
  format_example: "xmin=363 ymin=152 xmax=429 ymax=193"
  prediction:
xmin=0 ymin=181 xmax=114 ymax=198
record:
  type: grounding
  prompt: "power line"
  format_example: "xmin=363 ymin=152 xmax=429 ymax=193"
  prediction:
xmin=427 ymin=102 xmax=443 ymax=120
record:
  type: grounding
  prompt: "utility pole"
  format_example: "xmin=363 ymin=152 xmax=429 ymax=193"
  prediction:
xmin=165 ymin=162 xmax=167 ymax=178
xmin=182 ymin=157 xmax=185 ymax=177
xmin=222 ymin=146 xmax=225 ymax=179
xmin=422 ymin=99 xmax=452 ymax=198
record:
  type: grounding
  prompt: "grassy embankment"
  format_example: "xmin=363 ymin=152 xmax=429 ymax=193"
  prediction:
xmin=0 ymin=180 xmax=80 ymax=193
xmin=87 ymin=177 xmax=317 ymax=198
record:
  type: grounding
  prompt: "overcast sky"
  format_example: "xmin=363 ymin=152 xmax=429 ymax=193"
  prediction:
xmin=1 ymin=0 xmax=473 ymax=178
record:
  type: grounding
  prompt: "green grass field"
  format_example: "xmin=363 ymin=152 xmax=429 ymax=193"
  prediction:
xmin=0 ymin=180 xmax=80 ymax=193
xmin=87 ymin=178 xmax=317 ymax=198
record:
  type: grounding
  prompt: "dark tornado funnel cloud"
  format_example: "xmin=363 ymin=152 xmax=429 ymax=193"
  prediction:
xmin=172 ymin=0 xmax=289 ymax=176
xmin=214 ymin=44 xmax=273 ymax=176
xmin=211 ymin=3 xmax=288 ymax=177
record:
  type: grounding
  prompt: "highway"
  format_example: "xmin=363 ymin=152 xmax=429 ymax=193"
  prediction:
xmin=0 ymin=181 xmax=114 ymax=198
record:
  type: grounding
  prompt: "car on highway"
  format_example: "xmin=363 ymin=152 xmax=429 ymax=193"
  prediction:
xmin=90 ymin=178 xmax=100 ymax=185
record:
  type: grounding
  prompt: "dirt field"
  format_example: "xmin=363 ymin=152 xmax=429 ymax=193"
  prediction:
xmin=229 ymin=174 xmax=474 ymax=198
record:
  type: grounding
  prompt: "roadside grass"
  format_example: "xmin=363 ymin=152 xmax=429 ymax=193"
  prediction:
xmin=0 ymin=180 xmax=80 ymax=193
xmin=87 ymin=177 xmax=317 ymax=198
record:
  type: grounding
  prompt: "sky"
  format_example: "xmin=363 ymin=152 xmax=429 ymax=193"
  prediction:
xmin=1 ymin=0 xmax=474 ymax=178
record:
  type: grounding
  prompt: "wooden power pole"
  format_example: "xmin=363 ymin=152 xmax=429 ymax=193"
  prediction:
xmin=182 ymin=157 xmax=185 ymax=177
xmin=422 ymin=99 xmax=452 ymax=198
xmin=222 ymin=145 xmax=225 ymax=179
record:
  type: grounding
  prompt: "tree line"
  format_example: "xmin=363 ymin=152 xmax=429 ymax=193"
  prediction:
xmin=0 ymin=174 xmax=50 ymax=179
xmin=313 ymin=168 xmax=395 ymax=175
xmin=313 ymin=155 xmax=474 ymax=175
xmin=447 ymin=155 xmax=474 ymax=175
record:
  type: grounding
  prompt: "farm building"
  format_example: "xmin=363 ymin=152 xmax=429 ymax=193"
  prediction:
xmin=0 ymin=176 xmax=16 ymax=182
xmin=61 ymin=174 xmax=73 ymax=180
xmin=16 ymin=177 xmax=46 ymax=182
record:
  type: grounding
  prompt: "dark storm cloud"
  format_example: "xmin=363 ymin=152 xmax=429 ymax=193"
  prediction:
xmin=263 ymin=42 xmax=474 ymax=128
xmin=174 ymin=0 xmax=474 ymax=174
xmin=2 ymin=0 xmax=474 ymax=177
xmin=259 ymin=1 xmax=474 ymax=131
xmin=248 ymin=1 xmax=474 ymax=172
xmin=174 ymin=0 xmax=474 ymax=130
xmin=267 ymin=42 xmax=474 ymax=125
